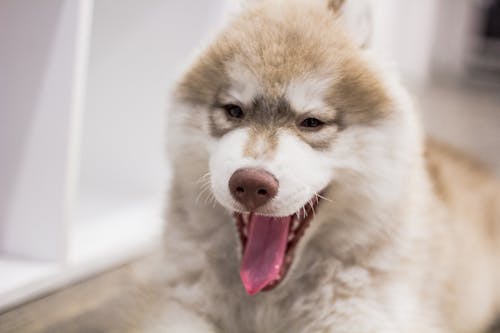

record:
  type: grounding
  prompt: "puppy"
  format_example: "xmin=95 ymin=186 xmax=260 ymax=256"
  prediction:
xmin=161 ymin=0 xmax=500 ymax=332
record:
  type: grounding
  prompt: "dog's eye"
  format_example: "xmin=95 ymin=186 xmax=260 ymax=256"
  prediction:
xmin=299 ymin=118 xmax=324 ymax=129
xmin=223 ymin=104 xmax=244 ymax=119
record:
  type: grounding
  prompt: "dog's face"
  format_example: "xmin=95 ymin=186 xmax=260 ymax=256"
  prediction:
xmin=173 ymin=0 xmax=419 ymax=295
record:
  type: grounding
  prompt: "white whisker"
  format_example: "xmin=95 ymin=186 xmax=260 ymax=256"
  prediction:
xmin=308 ymin=199 xmax=316 ymax=218
xmin=196 ymin=186 xmax=212 ymax=205
xmin=315 ymin=193 xmax=332 ymax=203
xmin=195 ymin=172 xmax=211 ymax=184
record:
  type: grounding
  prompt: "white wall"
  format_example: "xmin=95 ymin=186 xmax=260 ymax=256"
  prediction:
xmin=78 ymin=0 xmax=229 ymax=199
xmin=0 ymin=0 xmax=92 ymax=260
xmin=0 ymin=0 xmax=232 ymax=310
xmin=371 ymin=0 xmax=440 ymax=86
xmin=371 ymin=0 xmax=483 ymax=84
xmin=431 ymin=0 xmax=483 ymax=80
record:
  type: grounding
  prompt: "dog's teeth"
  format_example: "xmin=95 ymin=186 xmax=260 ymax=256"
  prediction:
xmin=292 ymin=219 xmax=300 ymax=231
xmin=288 ymin=234 xmax=294 ymax=241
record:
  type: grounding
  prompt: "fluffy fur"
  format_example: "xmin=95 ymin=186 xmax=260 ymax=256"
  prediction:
xmin=160 ymin=0 xmax=500 ymax=332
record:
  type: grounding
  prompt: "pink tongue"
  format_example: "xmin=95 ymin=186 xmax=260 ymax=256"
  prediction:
xmin=240 ymin=214 xmax=291 ymax=295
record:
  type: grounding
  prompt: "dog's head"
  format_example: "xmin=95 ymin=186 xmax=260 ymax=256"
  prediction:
xmin=172 ymin=0 xmax=421 ymax=295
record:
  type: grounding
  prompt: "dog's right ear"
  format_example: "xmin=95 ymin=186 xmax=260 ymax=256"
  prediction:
xmin=327 ymin=0 xmax=373 ymax=48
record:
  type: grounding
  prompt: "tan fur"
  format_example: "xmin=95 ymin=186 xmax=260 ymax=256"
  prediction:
xmin=425 ymin=139 xmax=500 ymax=331
xmin=176 ymin=0 xmax=391 ymax=125
xmin=161 ymin=1 xmax=500 ymax=332
xmin=243 ymin=128 xmax=279 ymax=159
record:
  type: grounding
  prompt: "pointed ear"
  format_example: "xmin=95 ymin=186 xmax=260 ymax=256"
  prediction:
xmin=328 ymin=0 xmax=373 ymax=48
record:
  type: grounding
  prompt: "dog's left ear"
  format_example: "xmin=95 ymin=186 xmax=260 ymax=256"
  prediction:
xmin=328 ymin=0 xmax=373 ymax=48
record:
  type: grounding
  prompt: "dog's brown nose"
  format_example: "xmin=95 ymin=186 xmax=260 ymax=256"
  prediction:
xmin=229 ymin=168 xmax=278 ymax=210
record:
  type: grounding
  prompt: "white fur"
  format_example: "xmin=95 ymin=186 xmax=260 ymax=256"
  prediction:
xmin=224 ymin=61 xmax=262 ymax=105
xmin=336 ymin=0 xmax=373 ymax=48
xmin=286 ymin=76 xmax=335 ymax=114
xmin=209 ymin=128 xmax=332 ymax=216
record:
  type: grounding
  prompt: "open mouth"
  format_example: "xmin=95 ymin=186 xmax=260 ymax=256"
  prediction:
xmin=233 ymin=197 xmax=320 ymax=295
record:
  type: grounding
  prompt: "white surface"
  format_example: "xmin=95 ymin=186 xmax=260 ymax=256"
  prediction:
xmin=0 ymin=257 xmax=59 ymax=297
xmin=0 ymin=194 xmax=162 ymax=312
xmin=70 ymin=192 xmax=163 ymax=263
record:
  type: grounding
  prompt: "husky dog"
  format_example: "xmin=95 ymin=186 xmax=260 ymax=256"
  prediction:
xmin=161 ymin=0 xmax=500 ymax=332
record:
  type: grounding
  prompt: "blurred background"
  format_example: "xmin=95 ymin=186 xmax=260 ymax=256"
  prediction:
xmin=0 ymin=0 xmax=499 ymax=331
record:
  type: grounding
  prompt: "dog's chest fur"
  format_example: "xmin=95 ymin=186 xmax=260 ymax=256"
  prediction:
xmin=165 ymin=195 xmax=434 ymax=333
